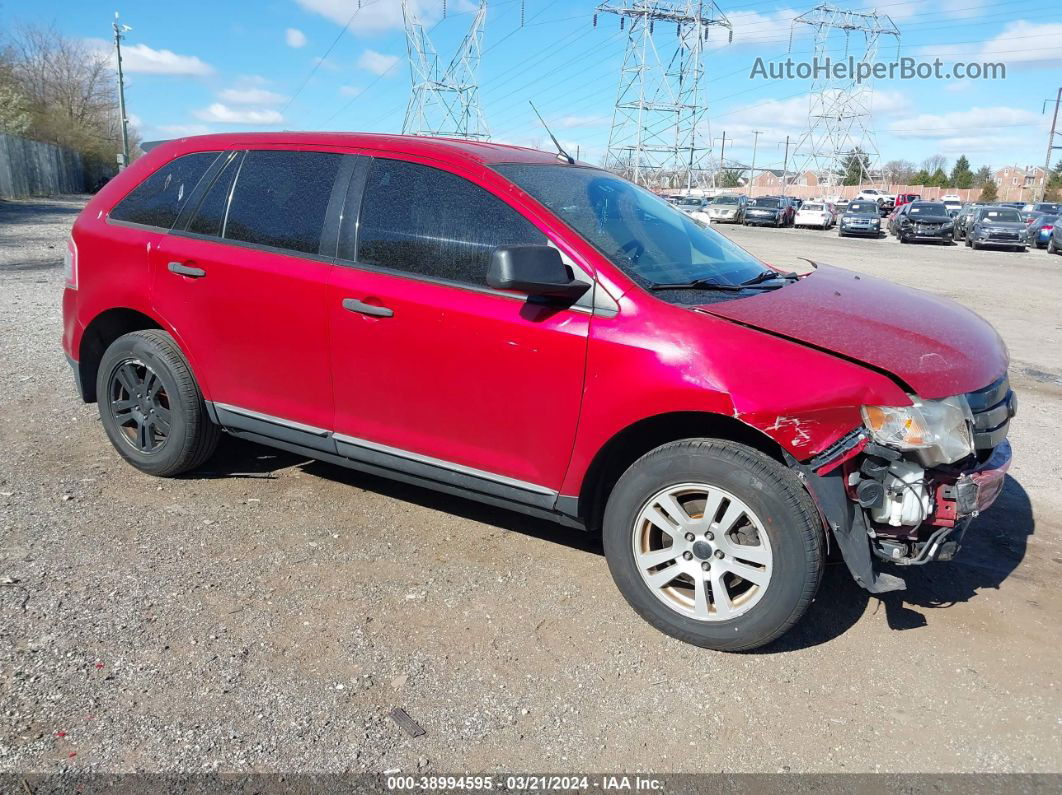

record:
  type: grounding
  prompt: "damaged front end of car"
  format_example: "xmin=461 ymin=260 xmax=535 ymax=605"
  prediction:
xmin=795 ymin=376 xmax=1016 ymax=593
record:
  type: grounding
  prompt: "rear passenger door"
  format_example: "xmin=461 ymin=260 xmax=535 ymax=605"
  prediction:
xmin=327 ymin=156 xmax=591 ymax=499
xmin=150 ymin=148 xmax=351 ymax=439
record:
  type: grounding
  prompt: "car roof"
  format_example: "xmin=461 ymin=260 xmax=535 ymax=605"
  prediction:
xmin=149 ymin=131 xmax=568 ymax=167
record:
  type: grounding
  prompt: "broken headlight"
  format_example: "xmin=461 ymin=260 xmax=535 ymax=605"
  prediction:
xmin=861 ymin=396 xmax=974 ymax=466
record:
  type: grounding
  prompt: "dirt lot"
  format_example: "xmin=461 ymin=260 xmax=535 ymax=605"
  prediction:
xmin=1 ymin=197 xmax=1060 ymax=774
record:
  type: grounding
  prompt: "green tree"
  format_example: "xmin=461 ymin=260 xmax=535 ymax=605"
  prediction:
xmin=950 ymin=155 xmax=973 ymax=189
xmin=840 ymin=148 xmax=870 ymax=186
xmin=925 ymin=168 xmax=948 ymax=188
xmin=718 ymin=169 xmax=742 ymax=188
xmin=973 ymin=165 xmax=993 ymax=187
xmin=911 ymin=169 xmax=930 ymax=186
xmin=979 ymin=179 xmax=998 ymax=202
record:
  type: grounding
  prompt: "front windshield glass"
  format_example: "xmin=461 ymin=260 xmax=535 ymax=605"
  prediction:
xmin=846 ymin=201 xmax=877 ymax=215
xmin=909 ymin=203 xmax=947 ymax=215
xmin=981 ymin=208 xmax=1021 ymax=223
xmin=677 ymin=197 xmax=702 ymax=206
xmin=711 ymin=196 xmax=740 ymax=205
xmin=493 ymin=164 xmax=769 ymax=288
xmin=750 ymin=198 xmax=780 ymax=208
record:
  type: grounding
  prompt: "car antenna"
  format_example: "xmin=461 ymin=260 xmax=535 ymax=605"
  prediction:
xmin=529 ymin=101 xmax=575 ymax=164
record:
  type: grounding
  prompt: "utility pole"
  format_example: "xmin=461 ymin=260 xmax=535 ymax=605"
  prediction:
xmin=718 ymin=131 xmax=727 ymax=184
xmin=747 ymin=130 xmax=762 ymax=196
xmin=779 ymin=134 xmax=791 ymax=196
xmin=1040 ymin=86 xmax=1061 ymax=202
xmin=113 ymin=12 xmax=131 ymax=169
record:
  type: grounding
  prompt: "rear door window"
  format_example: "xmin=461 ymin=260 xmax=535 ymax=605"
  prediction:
xmin=110 ymin=151 xmax=218 ymax=228
xmin=223 ymin=150 xmax=344 ymax=255
xmin=355 ymin=157 xmax=547 ymax=285
xmin=186 ymin=153 xmax=241 ymax=237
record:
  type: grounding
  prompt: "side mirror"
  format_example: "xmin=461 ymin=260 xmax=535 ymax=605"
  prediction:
xmin=487 ymin=245 xmax=590 ymax=301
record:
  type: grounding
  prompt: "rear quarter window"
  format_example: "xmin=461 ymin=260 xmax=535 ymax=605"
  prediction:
xmin=109 ymin=151 xmax=219 ymax=228
xmin=223 ymin=150 xmax=344 ymax=255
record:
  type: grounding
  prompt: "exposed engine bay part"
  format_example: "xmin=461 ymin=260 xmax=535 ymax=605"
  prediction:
xmin=865 ymin=459 xmax=933 ymax=527
xmin=797 ymin=466 xmax=906 ymax=594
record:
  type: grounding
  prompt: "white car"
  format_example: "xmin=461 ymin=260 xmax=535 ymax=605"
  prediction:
xmin=795 ymin=201 xmax=835 ymax=229
xmin=940 ymin=194 xmax=962 ymax=203
xmin=855 ymin=188 xmax=895 ymax=207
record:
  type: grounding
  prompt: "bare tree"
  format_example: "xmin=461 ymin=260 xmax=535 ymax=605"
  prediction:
xmin=882 ymin=159 xmax=916 ymax=183
xmin=921 ymin=154 xmax=948 ymax=176
xmin=1 ymin=23 xmax=138 ymax=165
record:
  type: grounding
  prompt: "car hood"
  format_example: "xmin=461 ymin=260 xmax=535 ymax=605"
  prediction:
xmin=907 ymin=214 xmax=952 ymax=223
xmin=696 ymin=264 xmax=1007 ymax=399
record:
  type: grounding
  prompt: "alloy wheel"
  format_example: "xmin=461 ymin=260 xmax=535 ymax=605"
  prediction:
xmin=108 ymin=358 xmax=171 ymax=453
xmin=632 ymin=483 xmax=773 ymax=622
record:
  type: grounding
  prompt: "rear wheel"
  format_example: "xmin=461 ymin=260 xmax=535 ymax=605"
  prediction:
xmin=97 ymin=330 xmax=219 ymax=477
xmin=1049 ymin=237 xmax=1058 ymax=254
xmin=602 ymin=439 xmax=824 ymax=651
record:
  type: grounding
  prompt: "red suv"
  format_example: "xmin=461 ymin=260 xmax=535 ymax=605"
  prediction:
xmin=62 ymin=134 xmax=1015 ymax=651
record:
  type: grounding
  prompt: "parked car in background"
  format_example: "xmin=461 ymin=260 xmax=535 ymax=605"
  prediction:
xmin=62 ymin=131 xmax=1016 ymax=652
xmin=894 ymin=193 xmax=920 ymax=210
xmin=706 ymin=194 xmax=747 ymax=224
xmin=675 ymin=196 xmax=708 ymax=215
xmin=743 ymin=196 xmax=794 ymax=227
xmin=941 ymin=195 xmax=963 ymax=215
xmin=855 ymin=188 xmax=890 ymax=205
xmin=1021 ymin=202 xmax=1061 ymax=215
xmin=887 ymin=202 xmax=910 ymax=236
xmin=966 ymin=205 xmax=1027 ymax=250
xmin=896 ymin=201 xmax=955 ymax=244
xmin=1025 ymin=214 xmax=1055 ymax=248
xmin=794 ymin=201 xmax=835 ymax=229
xmin=1049 ymin=220 xmax=1062 ymax=254
xmin=952 ymin=206 xmax=978 ymax=241
xmin=837 ymin=200 xmax=882 ymax=237
xmin=790 ymin=198 xmax=804 ymax=211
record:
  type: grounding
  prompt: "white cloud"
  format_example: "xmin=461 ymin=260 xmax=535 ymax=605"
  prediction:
xmin=193 ymin=103 xmax=284 ymax=125
xmin=918 ymin=21 xmax=1062 ymax=69
xmin=126 ymin=112 xmax=142 ymax=130
xmin=339 ymin=85 xmax=363 ymax=96
xmin=356 ymin=49 xmax=400 ymax=76
xmin=219 ymin=87 xmax=288 ymax=105
xmin=88 ymin=38 xmax=214 ymax=76
xmin=285 ymin=27 xmax=308 ymax=48
xmin=887 ymin=106 xmax=1042 ymax=139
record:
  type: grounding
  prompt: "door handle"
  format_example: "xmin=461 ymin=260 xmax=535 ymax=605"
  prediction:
xmin=168 ymin=261 xmax=206 ymax=278
xmin=343 ymin=297 xmax=393 ymax=318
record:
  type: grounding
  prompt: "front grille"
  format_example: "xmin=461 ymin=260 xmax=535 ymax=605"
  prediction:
xmin=966 ymin=375 xmax=1015 ymax=450
xmin=916 ymin=223 xmax=942 ymax=232
xmin=988 ymin=231 xmax=1019 ymax=241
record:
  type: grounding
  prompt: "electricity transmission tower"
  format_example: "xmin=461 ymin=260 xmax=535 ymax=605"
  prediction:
xmin=788 ymin=4 xmax=899 ymax=191
xmin=402 ymin=0 xmax=489 ymax=140
xmin=596 ymin=1 xmax=732 ymax=190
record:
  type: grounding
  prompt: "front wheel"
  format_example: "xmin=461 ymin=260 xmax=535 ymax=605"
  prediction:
xmin=97 ymin=330 xmax=220 ymax=477
xmin=1049 ymin=237 xmax=1058 ymax=254
xmin=602 ymin=439 xmax=824 ymax=651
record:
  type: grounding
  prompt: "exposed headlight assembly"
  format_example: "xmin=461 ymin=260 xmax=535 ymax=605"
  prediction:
xmin=861 ymin=396 xmax=974 ymax=466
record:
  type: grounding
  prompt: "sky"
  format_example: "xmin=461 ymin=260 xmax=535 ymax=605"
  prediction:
xmin=6 ymin=0 xmax=1061 ymax=176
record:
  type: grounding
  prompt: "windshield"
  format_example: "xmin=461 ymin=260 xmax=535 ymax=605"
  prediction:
xmin=494 ymin=164 xmax=770 ymax=290
xmin=677 ymin=197 xmax=703 ymax=206
xmin=846 ymin=201 xmax=877 ymax=215
xmin=981 ymin=208 xmax=1021 ymax=223
xmin=711 ymin=196 xmax=740 ymax=205
xmin=802 ymin=203 xmax=824 ymax=211
xmin=909 ymin=203 xmax=947 ymax=215
xmin=750 ymin=198 xmax=780 ymax=208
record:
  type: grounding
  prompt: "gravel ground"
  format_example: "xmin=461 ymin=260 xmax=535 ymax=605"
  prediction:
xmin=1 ymin=196 xmax=1060 ymax=775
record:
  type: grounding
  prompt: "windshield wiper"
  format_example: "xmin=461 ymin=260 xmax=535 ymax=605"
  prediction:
xmin=740 ymin=269 xmax=798 ymax=286
xmin=646 ymin=275 xmax=788 ymax=292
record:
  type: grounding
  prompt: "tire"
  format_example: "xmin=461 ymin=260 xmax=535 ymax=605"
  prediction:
xmin=1049 ymin=237 xmax=1058 ymax=254
xmin=966 ymin=235 xmax=973 ymax=248
xmin=602 ymin=439 xmax=824 ymax=652
xmin=96 ymin=329 xmax=220 ymax=477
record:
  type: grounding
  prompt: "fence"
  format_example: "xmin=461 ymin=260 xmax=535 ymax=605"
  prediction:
xmin=0 ymin=133 xmax=103 ymax=198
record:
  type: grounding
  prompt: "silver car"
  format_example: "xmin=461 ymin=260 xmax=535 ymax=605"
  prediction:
xmin=706 ymin=194 xmax=747 ymax=224
xmin=966 ymin=206 xmax=1027 ymax=251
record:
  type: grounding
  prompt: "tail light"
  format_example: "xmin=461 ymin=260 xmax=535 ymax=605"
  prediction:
xmin=1043 ymin=225 xmax=1054 ymax=231
xmin=63 ymin=236 xmax=78 ymax=289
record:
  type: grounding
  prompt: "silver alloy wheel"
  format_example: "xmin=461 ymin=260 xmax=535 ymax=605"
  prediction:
xmin=632 ymin=483 xmax=773 ymax=622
